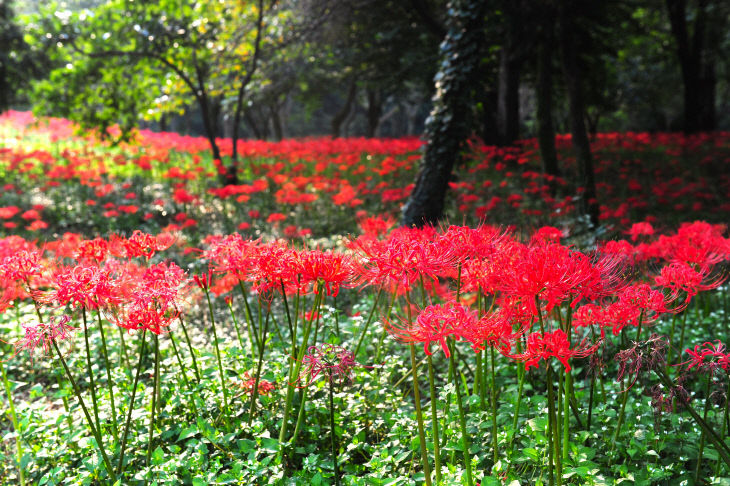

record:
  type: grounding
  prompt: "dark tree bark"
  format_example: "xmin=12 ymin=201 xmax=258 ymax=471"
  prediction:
xmin=535 ymin=10 xmax=559 ymax=191
xmin=558 ymin=0 xmax=599 ymax=229
xmin=270 ymin=103 xmax=283 ymax=141
xmin=666 ymin=0 xmax=718 ymax=133
xmin=401 ymin=0 xmax=486 ymax=227
xmin=366 ymin=88 xmax=383 ymax=138
xmin=331 ymin=78 xmax=357 ymax=138
xmin=497 ymin=46 xmax=520 ymax=146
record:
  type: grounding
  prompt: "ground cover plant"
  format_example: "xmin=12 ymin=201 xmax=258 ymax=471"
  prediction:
xmin=0 ymin=112 xmax=730 ymax=485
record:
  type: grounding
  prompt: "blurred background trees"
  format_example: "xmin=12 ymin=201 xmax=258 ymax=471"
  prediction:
xmin=4 ymin=0 xmax=730 ymax=223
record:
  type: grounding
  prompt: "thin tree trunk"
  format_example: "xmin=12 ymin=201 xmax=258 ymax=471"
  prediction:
xmin=366 ymin=88 xmax=383 ymax=138
xmin=558 ymin=0 xmax=599 ymax=229
xmin=536 ymin=15 xmax=559 ymax=191
xmin=497 ymin=47 xmax=520 ymax=146
xmin=331 ymin=79 xmax=357 ymax=138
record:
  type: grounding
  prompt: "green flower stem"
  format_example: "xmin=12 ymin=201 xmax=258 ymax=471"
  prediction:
xmin=51 ymin=338 xmax=117 ymax=483
xmin=177 ymin=315 xmax=200 ymax=381
xmin=226 ymin=300 xmax=247 ymax=352
xmin=556 ymin=364 xmax=564 ymax=467
xmin=715 ymin=377 xmax=730 ymax=475
xmin=169 ymin=331 xmax=198 ymax=416
xmin=291 ymin=311 xmax=323 ymax=446
xmin=81 ymin=309 xmax=102 ymax=436
xmin=666 ymin=313 xmax=679 ymax=367
xmin=427 ymin=354 xmax=442 ymax=484
xmin=586 ymin=373 xmax=595 ymax=431
xmin=654 ymin=367 xmax=730 ymax=468
xmin=374 ymin=292 xmax=398 ymax=364
xmin=695 ymin=372 xmax=713 ymax=483
xmin=0 ymin=356 xmax=25 ymax=486
xmin=203 ymin=286 xmax=231 ymax=428
xmin=353 ymin=288 xmax=383 ymax=358
xmin=411 ymin=345 xmax=433 ymax=486
xmin=248 ymin=306 xmax=271 ymax=425
xmin=447 ymin=338 xmax=473 ymax=486
xmin=562 ymin=307 xmax=573 ymax=463
xmin=238 ymin=281 xmax=260 ymax=352
xmin=279 ymin=288 xmax=323 ymax=448
xmin=118 ymin=326 xmax=131 ymax=371
xmin=490 ymin=346 xmax=499 ymax=467
xmin=280 ymin=279 xmax=295 ymax=346
xmin=328 ymin=374 xmax=341 ymax=486
xmin=145 ymin=334 xmax=160 ymax=474
xmin=118 ymin=330 xmax=148 ymax=476
xmin=676 ymin=309 xmax=689 ymax=372
xmin=96 ymin=309 xmax=119 ymax=443
xmin=612 ymin=311 xmax=644 ymax=456
xmin=475 ymin=351 xmax=483 ymax=411
xmin=537 ymin=298 xmax=560 ymax=485
xmin=508 ymin=361 xmax=526 ymax=455
xmin=546 ymin=363 xmax=561 ymax=486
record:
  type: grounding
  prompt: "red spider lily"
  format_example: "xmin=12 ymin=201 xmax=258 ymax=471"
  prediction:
xmin=655 ymin=261 xmax=725 ymax=302
xmin=75 ymin=237 xmax=109 ymax=263
xmin=458 ymin=310 xmax=516 ymax=354
xmin=627 ymin=222 xmax=655 ymax=241
xmin=13 ymin=314 xmax=76 ymax=360
xmin=351 ymin=226 xmax=455 ymax=293
xmin=298 ymin=249 xmax=355 ymax=297
xmin=108 ymin=230 xmax=173 ymax=260
xmin=237 ymin=372 xmax=276 ymax=396
xmin=0 ymin=249 xmax=44 ymax=283
xmin=194 ymin=271 xmax=213 ymax=291
xmin=295 ymin=344 xmax=361 ymax=387
xmin=45 ymin=263 xmax=122 ymax=310
xmin=513 ymin=328 xmax=599 ymax=372
xmin=111 ymin=262 xmax=188 ymax=335
xmin=683 ymin=341 xmax=730 ymax=375
xmin=601 ymin=283 xmax=673 ymax=336
xmin=388 ymin=302 xmax=476 ymax=357
xmin=202 ymin=234 xmax=261 ymax=279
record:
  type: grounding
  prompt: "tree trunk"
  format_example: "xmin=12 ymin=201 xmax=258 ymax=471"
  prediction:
xmin=366 ymin=88 xmax=383 ymax=138
xmin=536 ymin=15 xmax=559 ymax=190
xmin=270 ymin=103 xmax=283 ymax=141
xmin=666 ymin=0 xmax=717 ymax=133
xmin=401 ymin=0 xmax=486 ymax=227
xmin=331 ymin=78 xmax=357 ymax=138
xmin=497 ymin=47 xmax=520 ymax=145
xmin=558 ymin=0 xmax=599 ymax=229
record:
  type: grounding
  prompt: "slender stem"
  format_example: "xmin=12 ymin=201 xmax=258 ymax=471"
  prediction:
xmin=427 ymin=354 xmax=442 ymax=484
xmin=695 ymin=372 xmax=712 ymax=483
xmin=546 ymin=364 xmax=561 ymax=485
xmin=328 ymin=374 xmax=341 ymax=486
xmin=448 ymin=338 xmax=473 ymax=486
xmin=203 ymin=287 xmax=231 ymax=428
xmin=0 ymin=356 xmax=25 ymax=486
xmin=169 ymin=331 xmax=198 ymax=415
xmin=508 ymin=362 xmax=526 ymax=455
xmin=146 ymin=334 xmax=160 ymax=473
xmin=490 ymin=346 xmax=499 ymax=467
xmin=715 ymin=376 xmax=730 ymax=475
xmin=118 ymin=327 xmax=131 ymax=371
xmin=226 ymin=300 xmax=247 ymax=352
xmin=177 ymin=315 xmax=200 ymax=381
xmin=238 ymin=281 xmax=260 ymax=352
xmin=82 ymin=309 xmax=102 ymax=437
xmin=248 ymin=305 xmax=270 ymax=425
xmin=279 ymin=288 xmax=323 ymax=448
xmin=411 ymin=345 xmax=433 ymax=486
xmin=51 ymin=338 xmax=117 ymax=483
xmin=117 ymin=330 xmax=148 ymax=476
xmin=353 ymin=288 xmax=383 ymax=357
xmin=96 ymin=309 xmax=119 ymax=443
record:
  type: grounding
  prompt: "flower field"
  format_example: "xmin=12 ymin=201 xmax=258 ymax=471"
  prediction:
xmin=1 ymin=111 xmax=730 ymax=485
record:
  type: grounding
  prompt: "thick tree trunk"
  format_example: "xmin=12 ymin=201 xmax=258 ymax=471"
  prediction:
xmin=558 ymin=1 xmax=599 ymax=229
xmin=331 ymin=79 xmax=357 ymax=138
xmin=270 ymin=103 xmax=283 ymax=141
xmin=497 ymin=47 xmax=520 ymax=146
xmin=536 ymin=17 xmax=559 ymax=190
xmin=401 ymin=0 xmax=486 ymax=227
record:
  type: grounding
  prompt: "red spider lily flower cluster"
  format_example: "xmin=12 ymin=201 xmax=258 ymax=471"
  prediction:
xmin=13 ymin=314 xmax=76 ymax=360
xmin=237 ymin=371 xmax=276 ymax=396
xmin=296 ymin=344 xmax=361 ymax=388
xmin=683 ymin=341 xmax=730 ymax=376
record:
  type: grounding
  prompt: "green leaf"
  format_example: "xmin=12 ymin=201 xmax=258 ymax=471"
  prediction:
xmin=177 ymin=426 xmax=198 ymax=442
